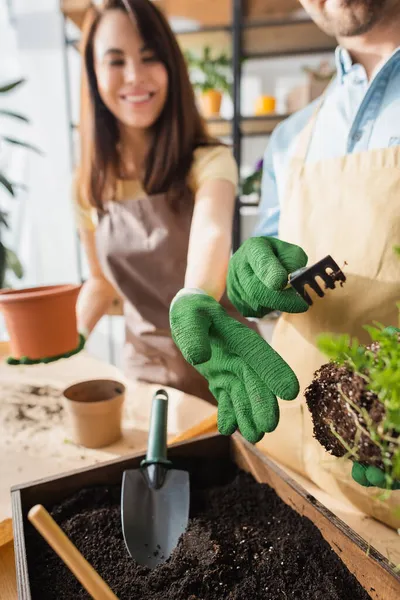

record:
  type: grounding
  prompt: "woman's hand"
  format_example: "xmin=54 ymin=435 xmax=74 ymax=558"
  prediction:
xmin=170 ymin=292 xmax=300 ymax=443
xmin=227 ymin=236 xmax=310 ymax=317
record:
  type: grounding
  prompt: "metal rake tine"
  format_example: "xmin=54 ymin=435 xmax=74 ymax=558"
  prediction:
xmin=319 ymin=256 xmax=347 ymax=286
xmin=288 ymin=255 xmax=346 ymax=306
xmin=305 ymin=277 xmax=326 ymax=297
xmin=290 ymin=276 xmax=323 ymax=306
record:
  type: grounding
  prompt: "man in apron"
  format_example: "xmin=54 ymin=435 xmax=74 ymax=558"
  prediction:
xmin=171 ymin=0 xmax=400 ymax=529
xmin=228 ymin=0 xmax=400 ymax=528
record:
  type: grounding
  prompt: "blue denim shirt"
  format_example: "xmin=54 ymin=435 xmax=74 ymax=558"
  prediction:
xmin=254 ymin=46 xmax=400 ymax=237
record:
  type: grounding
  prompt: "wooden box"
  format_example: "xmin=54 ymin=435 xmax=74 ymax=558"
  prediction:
xmin=11 ymin=434 xmax=400 ymax=599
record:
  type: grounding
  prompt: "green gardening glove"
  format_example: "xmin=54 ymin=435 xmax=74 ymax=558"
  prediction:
xmin=227 ymin=236 xmax=310 ymax=318
xmin=170 ymin=291 xmax=300 ymax=444
xmin=351 ymin=463 xmax=400 ymax=490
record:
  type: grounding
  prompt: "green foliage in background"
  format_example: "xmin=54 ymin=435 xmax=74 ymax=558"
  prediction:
xmin=184 ymin=46 xmax=232 ymax=96
xmin=240 ymin=158 xmax=263 ymax=198
xmin=0 ymin=79 xmax=42 ymax=288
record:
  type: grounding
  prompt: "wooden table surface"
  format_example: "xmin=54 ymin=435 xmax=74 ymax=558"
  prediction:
xmin=1 ymin=349 xmax=399 ymax=599
xmin=0 ymin=348 xmax=215 ymax=599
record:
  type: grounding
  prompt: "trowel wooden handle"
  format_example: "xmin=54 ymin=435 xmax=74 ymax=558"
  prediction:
xmin=28 ymin=505 xmax=118 ymax=600
xmin=169 ymin=411 xmax=218 ymax=445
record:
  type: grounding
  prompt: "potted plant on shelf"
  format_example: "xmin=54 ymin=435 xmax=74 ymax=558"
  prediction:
xmin=305 ymin=247 xmax=400 ymax=491
xmin=184 ymin=46 xmax=232 ymax=118
xmin=0 ymin=79 xmax=82 ymax=364
xmin=240 ymin=158 xmax=263 ymax=203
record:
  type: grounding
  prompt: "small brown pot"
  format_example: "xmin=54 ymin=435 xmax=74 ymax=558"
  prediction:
xmin=199 ymin=90 xmax=223 ymax=118
xmin=0 ymin=284 xmax=81 ymax=360
xmin=63 ymin=379 xmax=125 ymax=449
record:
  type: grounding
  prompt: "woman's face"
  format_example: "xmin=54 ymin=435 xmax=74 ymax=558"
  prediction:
xmin=93 ymin=9 xmax=168 ymax=130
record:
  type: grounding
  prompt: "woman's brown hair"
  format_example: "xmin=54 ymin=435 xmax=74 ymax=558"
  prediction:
xmin=79 ymin=0 xmax=218 ymax=212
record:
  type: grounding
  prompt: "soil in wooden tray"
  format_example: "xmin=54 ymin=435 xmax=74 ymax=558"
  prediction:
xmin=25 ymin=458 xmax=372 ymax=600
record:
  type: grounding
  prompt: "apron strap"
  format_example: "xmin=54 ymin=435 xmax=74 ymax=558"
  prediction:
xmin=292 ymin=77 xmax=336 ymax=162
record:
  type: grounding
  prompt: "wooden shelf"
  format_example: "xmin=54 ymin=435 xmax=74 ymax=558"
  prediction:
xmin=243 ymin=19 xmax=336 ymax=58
xmin=64 ymin=10 xmax=335 ymax=60
xmin=207 ymin=114 xmax=289 ymax=138
xmin=72 ymin=114 xmax=287 ymax=138
xmin=175 ymin=18 xmax=335 ymax=57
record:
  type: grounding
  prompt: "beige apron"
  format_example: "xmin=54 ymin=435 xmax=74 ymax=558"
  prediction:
xmin=95 ymin=186 xmax=255 ymax=406
xmin=257 ymin=98 xmax=400 ymax=528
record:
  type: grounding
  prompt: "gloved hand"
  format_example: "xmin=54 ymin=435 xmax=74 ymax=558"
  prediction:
xmin=227 ymin=236 xmax=310 ymax=318
xmin=352 ymin=463 xmax=400 ymax=490
xmin=170 ymin=291 xmax=300 ymax=444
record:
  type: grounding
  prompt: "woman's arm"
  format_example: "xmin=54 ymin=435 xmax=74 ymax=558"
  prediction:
xmin=184 ymin=178 xmax=235 ymax=301
xmin=77 ymin=229 xmax=119 ymax=336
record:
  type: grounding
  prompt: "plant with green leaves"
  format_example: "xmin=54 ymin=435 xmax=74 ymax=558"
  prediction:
xmin=314 ymin=249 xmax=400 ymax=490
xmin=0 ymin=78 xmax=42 ymax=288
xmin=184 ymin=46 xmax=232 ymax=97
xmin=241 ymin=158 xmax=263 ymax=198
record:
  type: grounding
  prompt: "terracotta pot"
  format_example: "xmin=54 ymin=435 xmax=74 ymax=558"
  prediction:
xmin=63 ymin=379 xmax=125 ymax=449
xmin=199 ymin=90 xmax=223 ymax=118
xmin=0 ymin=284 xmax=81 ymax=360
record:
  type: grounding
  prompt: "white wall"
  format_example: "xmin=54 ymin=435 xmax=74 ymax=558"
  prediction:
xmin=1 ymin=0 xmax=79 ymax=288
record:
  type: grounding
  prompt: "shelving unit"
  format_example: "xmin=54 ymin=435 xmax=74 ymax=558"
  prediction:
xmin=61 ymin=0 xmax=336 ymax=289
xmin=170 ymin=6 xmax=336 ymax=248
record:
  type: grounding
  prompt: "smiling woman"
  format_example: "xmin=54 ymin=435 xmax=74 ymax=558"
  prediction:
xmin=73 ymin=0 xmax=256 ymax=403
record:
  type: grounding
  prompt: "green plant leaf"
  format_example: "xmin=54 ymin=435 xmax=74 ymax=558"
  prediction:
xmin=0 ymin=79 xmax=25 ymax=94
xmin=0 ymin=109 xmax=29 ymax=123
xmin=0 ymin=172 xmax=14 ymax=196
xmin=5 ymin=247 xmax=23 ymax=279
xmin=2 ymin=136 xmax=43 ymax=155
xmin=185 ymin=46 xmax=232 ymax=96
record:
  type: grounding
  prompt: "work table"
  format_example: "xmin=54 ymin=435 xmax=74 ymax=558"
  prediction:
xmin=0 ymin=348 xmax=399 ymax=599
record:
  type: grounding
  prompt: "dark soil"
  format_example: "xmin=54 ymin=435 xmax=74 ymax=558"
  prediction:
xmin=305 ymin=362 xmax=386 ymax=467
xmin=26 ymin=459 xmax=371 ymax=600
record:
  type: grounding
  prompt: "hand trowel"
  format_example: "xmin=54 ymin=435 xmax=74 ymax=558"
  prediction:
xmin=121 ymin=389 xmax=189 ymax=568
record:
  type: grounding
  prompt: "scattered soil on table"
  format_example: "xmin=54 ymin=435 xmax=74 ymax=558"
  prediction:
xmin=2 ymin=384 xmax=63 ymax=427
xmin=26 ymin=460 xmax=371 ymax=600
xmin=305 ymin=361 xmax=389 ymax=468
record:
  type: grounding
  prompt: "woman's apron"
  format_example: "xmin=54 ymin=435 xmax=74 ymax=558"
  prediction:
xmin=95 ymin=187 xmax=254 ymax=405
xmin=257 ymin=98 xmax=400 ymax=528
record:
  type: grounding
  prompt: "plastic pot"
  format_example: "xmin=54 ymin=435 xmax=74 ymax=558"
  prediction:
xmin=0 ymin=284 xmax=81 ymax=360
xmin=199 ymin=90 xmax=223 ymax=118
xmin=63 ymin=379 xmax=125 ymax=449
xmin=255 ymin=95 xmax=276 ymax=115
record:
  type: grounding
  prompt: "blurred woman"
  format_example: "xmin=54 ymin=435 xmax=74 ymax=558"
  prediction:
xmin=74 ymin=0 xmax=252 ymax=403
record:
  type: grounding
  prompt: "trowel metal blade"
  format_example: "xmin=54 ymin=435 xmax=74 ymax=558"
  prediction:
xmin=121 ymin=467 xmax=189 ymax=569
